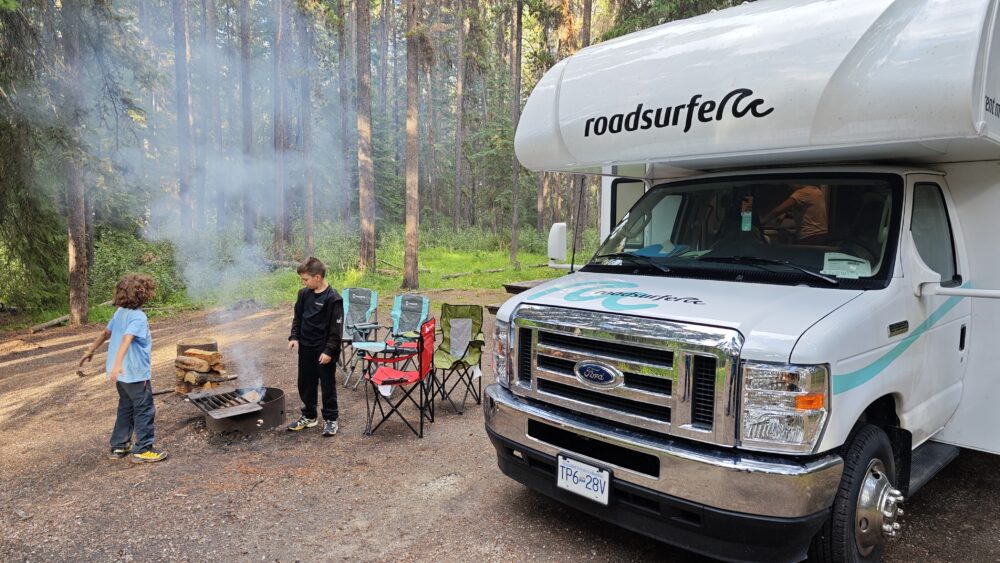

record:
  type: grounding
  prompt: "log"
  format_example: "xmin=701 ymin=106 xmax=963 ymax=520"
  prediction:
xmin=175 ymin=368 xmax=188 ymax=381
xmin=183 ymin=349 xmax=221 ymax=364
xmin=152 ymin=388 xmax=174 ymax=396
xmin=175 ymin=356 xmax=211 ymax=373
xmin=441 ymin=271 xmax=472 ymax=280
xmin=184 ymin=371 xmax=208 ymax=385
xmin=176 ymin=337 xmax=218 ymax=357
xmin=175 ymin=381 xmax=193 ymax=394
xmin=210 ymin=362 xmax=226 ymax=371
xmin=379 ymin=259 xmax=430 ymax=273
xmin=29 ymin=301 xmax=112 ymax=334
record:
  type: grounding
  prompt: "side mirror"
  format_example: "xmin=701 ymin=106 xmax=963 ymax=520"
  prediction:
xmin=902 ymin=230 xmax=942 ymax=296
xmin=548 ymin=222 xmax=567 ymax=264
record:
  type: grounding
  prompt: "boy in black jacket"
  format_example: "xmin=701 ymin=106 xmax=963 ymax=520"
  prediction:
xmin=287 ymin=257 xmax=344 ymax=436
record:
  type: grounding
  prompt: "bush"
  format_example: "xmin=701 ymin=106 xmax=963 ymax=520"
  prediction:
xmin=91 ymin=229 xmax=187 ymax=305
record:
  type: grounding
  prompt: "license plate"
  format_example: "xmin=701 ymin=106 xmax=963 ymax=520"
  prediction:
xmin=557 ymin=455 xmax=610 ymax=505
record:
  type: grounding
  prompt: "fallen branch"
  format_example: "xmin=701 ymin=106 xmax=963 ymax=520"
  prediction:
xmin=379 ymin=259 xmax=430 ymax=273
xmin=153 ymin=388 xmax=174 ymax=396
xmin=441 ymin=268 xmax=505 ymax=280
xmin=441 ymin=271 xmax=472 ymax=280
xmin=30 ymin=301 xmax=112 ymax=334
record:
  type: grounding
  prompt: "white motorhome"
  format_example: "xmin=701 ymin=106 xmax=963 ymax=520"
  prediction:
xmin=485 ymin=1 xmax=1000 ymax=561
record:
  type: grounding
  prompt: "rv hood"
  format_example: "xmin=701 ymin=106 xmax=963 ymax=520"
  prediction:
xmin=499 ymin=272 xmax=863 ymax=363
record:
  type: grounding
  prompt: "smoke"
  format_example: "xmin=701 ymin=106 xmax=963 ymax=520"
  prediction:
xmin=4 ymin=2 xmax=351 ymax=390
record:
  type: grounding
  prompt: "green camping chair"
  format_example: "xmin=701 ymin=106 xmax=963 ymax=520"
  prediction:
xmin=433 ymin=304 xmax=485 ymax=414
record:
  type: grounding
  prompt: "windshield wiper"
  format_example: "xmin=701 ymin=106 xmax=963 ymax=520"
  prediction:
xmin=592 ymin=253 xmax=672 ymax=275
xmin=697 ymin=256 xmax=839 ymax=286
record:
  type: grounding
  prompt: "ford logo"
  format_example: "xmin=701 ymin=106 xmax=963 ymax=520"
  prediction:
xmin=574 ymin=361 xmax=622 ymax=388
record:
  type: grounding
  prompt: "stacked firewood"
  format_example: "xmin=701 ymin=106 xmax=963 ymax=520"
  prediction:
xmin=174 ymin=338 xmax=229 ymax=394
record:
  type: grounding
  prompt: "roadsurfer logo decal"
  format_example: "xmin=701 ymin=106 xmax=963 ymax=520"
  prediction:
xmin=526 ymin=280 xmax=704 ymax=311
xmin=583 ymin=88 xmax=773 ymax=138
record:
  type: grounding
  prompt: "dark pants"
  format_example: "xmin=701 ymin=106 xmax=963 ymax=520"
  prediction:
xmin=111 ymin=380 xmax=155 ymax=452
xmin=298 ymin=348 xmax=338 ymax=420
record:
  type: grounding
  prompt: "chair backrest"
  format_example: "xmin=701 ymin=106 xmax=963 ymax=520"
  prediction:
xmin=342 ymin=288 xmax=378 ymax=337
xmin=391 ymin=293 xmax=429 ymax=335
xmin=417 ymin=318 xmax=436 ymax=379
xmin=439 ymin=304 xmax=483 ymax=358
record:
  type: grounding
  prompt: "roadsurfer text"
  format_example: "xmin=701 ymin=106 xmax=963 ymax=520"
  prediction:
xmin=584 ymin=88 xmax=773 ymax=138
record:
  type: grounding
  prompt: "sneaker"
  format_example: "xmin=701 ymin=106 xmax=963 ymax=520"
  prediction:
xmin=109 ymin=444 xmax=132 ymax=459
xmin=130 ymin=448 xmax=169 ymax=464
xmin=322 ymin=420 xmax=338 ymax=437
xmin=287 ymin=416 xmax=318 ymax=432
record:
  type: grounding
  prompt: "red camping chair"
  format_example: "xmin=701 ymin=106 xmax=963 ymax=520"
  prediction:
xmin=362 ymin=318 xmax=436 ymax=438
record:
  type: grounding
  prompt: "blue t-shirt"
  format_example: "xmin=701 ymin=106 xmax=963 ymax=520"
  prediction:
xmin=105 ymin=308 xmax=152 ymax=383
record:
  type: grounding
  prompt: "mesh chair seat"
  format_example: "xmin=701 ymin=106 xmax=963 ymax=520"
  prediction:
xmin=433 ymin=304 xmax=485 ymax=415
xmin=340 ymin=288 xmax=379 ymax=382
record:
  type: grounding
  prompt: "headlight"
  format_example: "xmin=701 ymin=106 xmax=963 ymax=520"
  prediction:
xmin=740 ymin=362 xmax=829 ymax=454
xmin=493 ymin=319 xmax=511 ymax=387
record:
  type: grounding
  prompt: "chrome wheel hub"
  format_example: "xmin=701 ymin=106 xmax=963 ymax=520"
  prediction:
xmin=855 ymin=458 xmax=904 ymax=555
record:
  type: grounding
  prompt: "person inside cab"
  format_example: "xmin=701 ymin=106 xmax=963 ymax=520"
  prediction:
xmin=761 ymin=184 xmax=830 ymax=244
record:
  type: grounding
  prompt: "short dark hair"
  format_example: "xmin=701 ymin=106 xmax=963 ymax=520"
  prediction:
xmin=113 ymin=273 xmax=157 ymax=309
xmin=297 ymin=257 xmax=326 ymax=278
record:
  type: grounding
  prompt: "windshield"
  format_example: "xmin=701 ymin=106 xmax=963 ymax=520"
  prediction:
xmin=588 ymin=174 xmax=903 ymax=289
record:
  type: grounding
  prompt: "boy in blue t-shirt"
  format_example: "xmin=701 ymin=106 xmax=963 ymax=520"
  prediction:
xmin=79 ymin=273 xmax=168 ymax=463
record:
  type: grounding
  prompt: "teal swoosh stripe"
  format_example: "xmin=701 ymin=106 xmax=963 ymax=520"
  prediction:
xmin=832 ymin=291 xmax=968 ymax=395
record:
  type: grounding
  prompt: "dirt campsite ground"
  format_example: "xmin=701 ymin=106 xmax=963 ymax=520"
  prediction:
xmin=2 ymin=288 xmax=999 ymax=562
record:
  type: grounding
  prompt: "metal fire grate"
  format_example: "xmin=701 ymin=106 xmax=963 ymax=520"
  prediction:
xmin=187 ymin=387 xmax=263 ymax=419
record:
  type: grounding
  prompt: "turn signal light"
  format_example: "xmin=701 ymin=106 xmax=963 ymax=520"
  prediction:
xmin=795 ymin=393 xmax=825 ymax=411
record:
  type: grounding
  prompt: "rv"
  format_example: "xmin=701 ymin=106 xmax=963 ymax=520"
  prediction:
xmin=485 ymin=1 xmax=1000 ymax=561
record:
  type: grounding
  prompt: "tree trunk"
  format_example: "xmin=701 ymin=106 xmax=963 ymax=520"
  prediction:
xmin=298 ymin=12 xmax=315 ymax=257
xmin=509 ymin=0 xmax=523 ymax=268
xmin=403 ymin=0 xmax=421 ymax=289
xmin=426 ymin=0 xmax=441 ymax=232
xmin=378 ymin=0 xmax=390 ymax=117
xmin=581 ymin=0 xmax=592 ymax=48
xmin=452 ymin=0 xmax=465 ymax=231
xmin=272 ymin=0 xmax=287 ymax=260
xmin=202 ymin=0 xmax=225 ymax=231
xmin=356 ymin=0 xmax=377 ymax=271
xmin=173 ymin=0 xmax=195 ymax=230
xmin=62 ymin=0 xmax=87 ymax=324
xmin=336 ymin=0 xmax=352 ymax=223
xmin=239 ymin=0 xmax=255 ymax=244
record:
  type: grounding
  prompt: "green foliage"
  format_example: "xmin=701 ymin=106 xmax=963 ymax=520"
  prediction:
xmin=0 ymin=0 xmax=18 ymax=12
xmin=602 ymin=0 xmax=744 ymax=41
xmin=90 ymin=229 xmax=187 ymax=305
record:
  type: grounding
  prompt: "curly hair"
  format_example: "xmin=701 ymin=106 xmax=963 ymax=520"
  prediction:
xmin=113 ymin=273 xmax=157 ymax=309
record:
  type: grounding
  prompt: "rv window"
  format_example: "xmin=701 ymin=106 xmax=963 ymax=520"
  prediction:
xmin=587 ymin=173 xmax=903 ymax=290
xmin=911 ymin=183 xmax=957 ymax=280
xmin=611 ymin=179 xmax=645 ymax=225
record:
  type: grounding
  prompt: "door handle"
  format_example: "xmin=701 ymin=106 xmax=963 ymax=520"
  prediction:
xmin=959 ymin=324 xmax=967 ymax=351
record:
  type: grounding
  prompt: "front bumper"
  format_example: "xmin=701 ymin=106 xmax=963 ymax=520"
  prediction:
xmin=484 ymin=384 xmax=844 ymax=562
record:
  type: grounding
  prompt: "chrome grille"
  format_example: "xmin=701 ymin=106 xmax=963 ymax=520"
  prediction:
xmin=511 ymin=304 xmax=742 ymax=447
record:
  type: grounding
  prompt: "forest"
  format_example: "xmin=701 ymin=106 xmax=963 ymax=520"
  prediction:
xmin=0 ymin=0 xmax=742 ymax=328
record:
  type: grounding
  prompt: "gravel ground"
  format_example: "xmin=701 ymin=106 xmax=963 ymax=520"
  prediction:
xmin=1 ymin=289 xmax=998 ymax=562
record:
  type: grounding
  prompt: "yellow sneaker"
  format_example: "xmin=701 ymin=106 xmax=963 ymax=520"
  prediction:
xmin=130 ymin=448 xmax=169 ymax=464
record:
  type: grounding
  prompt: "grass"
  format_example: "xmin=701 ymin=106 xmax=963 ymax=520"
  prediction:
xmin=0 ymin=246 xmax=576 ymax=332
xmin=236 ymin=248 xmax=567 ymax=308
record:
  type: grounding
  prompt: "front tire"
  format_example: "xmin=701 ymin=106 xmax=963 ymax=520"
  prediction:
xmin=809 ymin=424 xmax=902 ymax=562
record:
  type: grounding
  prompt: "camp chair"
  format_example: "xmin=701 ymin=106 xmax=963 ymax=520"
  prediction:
xmin=433 ymin=304 xmax=485 ymax=414
xmin=339 ymin=288 xmax=379 ymax=374
xmin=363 ymin=318 xmax=436 ymax=438
xmin=346 ymin=294 xmax=431 ymax=389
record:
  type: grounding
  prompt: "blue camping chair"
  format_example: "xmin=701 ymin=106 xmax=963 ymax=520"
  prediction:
xmin=345 ymin=293 xmax=431 ymax=390
xmin=339 ymin=289 xmax=379 ymax=384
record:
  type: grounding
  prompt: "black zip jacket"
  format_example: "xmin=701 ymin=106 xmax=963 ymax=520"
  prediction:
xmin=289 ymin=286 xmax=343 ymax=359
